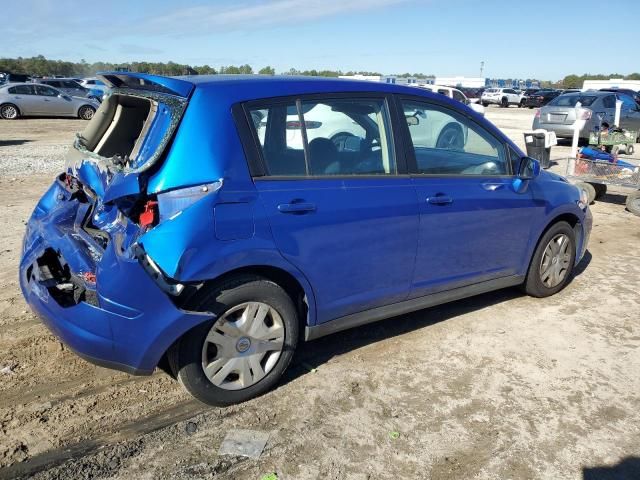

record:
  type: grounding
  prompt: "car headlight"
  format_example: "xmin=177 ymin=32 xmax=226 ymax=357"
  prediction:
xmin=578 ymin=187 xmax=589 ymax=209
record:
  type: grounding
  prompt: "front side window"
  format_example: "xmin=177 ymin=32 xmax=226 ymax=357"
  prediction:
xmin=248 ymin=97 xmax=396 ymax=176
xmin=402 ymin=99 xmax=508 ymax=176
xmin=452 ymin=90 xmax=466 ymax=103
xmin=618 ymin=94 xmax=638 ymax=111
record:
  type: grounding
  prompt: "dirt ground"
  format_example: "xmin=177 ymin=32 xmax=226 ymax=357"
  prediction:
xmin=0 ymin=108 xmax=639 ymax=480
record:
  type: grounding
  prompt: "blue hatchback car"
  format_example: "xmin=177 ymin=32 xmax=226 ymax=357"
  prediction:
xmin=19 ymin=73 xmax=592 ymax=406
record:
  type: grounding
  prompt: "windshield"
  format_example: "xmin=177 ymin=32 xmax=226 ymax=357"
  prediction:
xmin=548 ymin=95 xmax=597 ymax=107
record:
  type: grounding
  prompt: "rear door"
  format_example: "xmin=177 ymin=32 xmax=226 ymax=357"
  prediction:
xmin=397 ymin=96 xmax=539 ymax=297
xmin=243 ymin=94 xmax=419 ymax=324
xmin=618 ymin=94 xmax=640 ymax=132
xmin=7 ymin=84 xmax=39 ymax=114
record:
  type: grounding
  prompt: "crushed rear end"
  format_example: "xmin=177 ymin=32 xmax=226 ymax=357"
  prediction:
xmin=19 ymin=73 xmax=211 ymax=374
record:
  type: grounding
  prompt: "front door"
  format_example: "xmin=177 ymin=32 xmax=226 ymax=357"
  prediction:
xmin=34 ymin=85 xmax=75 ymax=115
xmin=245 ymin=95 xmax=419 ymax=323
xmin=398 ymin=97 xmax=539 ymax=298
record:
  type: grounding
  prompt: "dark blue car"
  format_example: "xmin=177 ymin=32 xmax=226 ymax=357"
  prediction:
xmin=19 ymin=73 xmax=592 ymax=406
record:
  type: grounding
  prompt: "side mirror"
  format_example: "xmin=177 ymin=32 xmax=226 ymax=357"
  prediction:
xmin=518 ymin=156 xmax=540 ymax=180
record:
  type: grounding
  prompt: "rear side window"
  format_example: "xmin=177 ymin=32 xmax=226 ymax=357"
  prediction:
xmin=8 ymin=85 xmax=35 ymax=95
xmin=35 ymin=85 xmax=59 ymax=96
xmin=602 ymin=95 xmax=616 ymax=108
xmin=401 ymin=99 xmax=508 ymax=175
xmin=248 ymin=97 xmax=396 ymax=176
xmin=43 ymin=80 xmax=61 ymax=88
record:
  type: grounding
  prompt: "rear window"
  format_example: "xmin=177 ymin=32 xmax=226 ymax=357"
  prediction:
xmin=72 ymin=90 xmax=188 ymax=172
xmin=548 ymin=95 xmax=597 ymax=107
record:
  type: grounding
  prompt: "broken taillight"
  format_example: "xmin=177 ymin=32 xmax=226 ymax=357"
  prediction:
xmin=139 ymin=200 xmax=158 ymax=228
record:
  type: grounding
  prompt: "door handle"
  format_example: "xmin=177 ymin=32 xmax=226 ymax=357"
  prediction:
xmin=426 ymin=195 xmax=453 ymax=205
xmin=482 ymin=182 xmax=504 ymax=191
xmin=277 ymin=202 xmax=316 ymax=213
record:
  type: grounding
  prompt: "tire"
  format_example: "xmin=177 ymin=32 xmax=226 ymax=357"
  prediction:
xmin=0 ymin=103 xmax=20 ymax=120
xmin=501 ymin=97 xmax=509 ymax=108
xmin=78 ymin=105 xmax=95 ymax=120
xmin=169 ymin=275 xmax=299 ymax=406
xmin=626 ymin=191 xmax=640 ymax=216
xmin=436 ymin=123 xmax=465 ymax=150
xmin=482 ymin=102 xmax=489 ymax=107
xmin=575 ymin=181 xmax=596 ymax=204
xmin=591 ymin=183 xmax=607 ymax=200
xmin=626 ymin=144 xmax=634 ymax=155
xmin=524 ymin=221 xmax=576 ymax=298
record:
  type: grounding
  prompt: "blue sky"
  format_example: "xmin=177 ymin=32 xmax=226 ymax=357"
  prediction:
xmin=5 ymin=0 xmax=638 ymax=80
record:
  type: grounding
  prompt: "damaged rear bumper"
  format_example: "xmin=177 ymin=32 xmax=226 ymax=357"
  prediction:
xmin=19 ymin=181 xmax=211 ymax=375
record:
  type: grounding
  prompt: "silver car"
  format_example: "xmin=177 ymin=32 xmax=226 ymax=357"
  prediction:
xmin=0 ymin=83 xmax=99 ymax=120
xmin=533 ymin=90 xmax=640 ymax=141
xmin=39 ymin=78 xmax=90 ymax=98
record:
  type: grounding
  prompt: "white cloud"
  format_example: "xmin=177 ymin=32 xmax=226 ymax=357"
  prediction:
xmin=142 ymin=0 xmax=412 ymax=35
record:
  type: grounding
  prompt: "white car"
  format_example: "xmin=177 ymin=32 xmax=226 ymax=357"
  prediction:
xmin=79 ymin=78 xmax=108 ymax=95
xmin=481 ymin=88 xmax=522 ymax=108
xmin=417 ymin=85 xmax=485 ymax=116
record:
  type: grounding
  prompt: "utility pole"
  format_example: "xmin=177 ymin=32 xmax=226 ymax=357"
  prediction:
xmin=480 ymin=61 xmax=484 ymax=77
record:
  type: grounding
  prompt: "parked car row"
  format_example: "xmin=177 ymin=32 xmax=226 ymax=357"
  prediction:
xmin=532 ymin=89 xmax=640 ymax=142
xmin=0 ymin=82 xmax=99 ymax=120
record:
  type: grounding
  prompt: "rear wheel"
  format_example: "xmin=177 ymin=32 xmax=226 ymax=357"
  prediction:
xmin=524 ymin=221 xmax=576 ymax=298
xmin=482 ymin=102 xmax=489 ymax=107
xmin=626 ymin=144 xmax=634 ymax=155
xmin=78 ymin=105 xmax=95 ymax=120
xmin=169 ymin=275 xmax=299 ymax=406
xmin=626 ymin=191 xmax=640 ymax=216
xmin=0 ymin=103 xmax=19 ymax=119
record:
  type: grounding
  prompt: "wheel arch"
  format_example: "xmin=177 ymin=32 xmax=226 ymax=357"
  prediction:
xmin=0 ymin=102 xmax=21 ymax=117
xmin=157 ymin=263 xmax=314 ymax=378
xmin=185 ymin=265 xmax=311 ymax=331
xmin=526 ymin=211 xmax=582 ymax=277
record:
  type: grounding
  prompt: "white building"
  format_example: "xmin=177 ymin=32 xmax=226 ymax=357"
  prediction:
xmin=582 ymin=78 xmax=640 ymax=91
xmin=338 ymin=74 xmax=429 ymax=86
xmin=434 ymin=76 xmax=486 ymax=88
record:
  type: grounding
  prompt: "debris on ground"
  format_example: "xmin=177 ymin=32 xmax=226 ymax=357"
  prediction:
xmin=218 ymin=430 xmax=270 ymax=459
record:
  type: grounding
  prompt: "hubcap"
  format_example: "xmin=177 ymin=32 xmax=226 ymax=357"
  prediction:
xmin=539 ymin=233 xmax=572 ymax=288
xmin=2 ymin=105 xmax=17 ymax=119
xmin=81 ymin=107 xmax=94 ymax=120
xmin=201 ymin=302 xmax=285 ymax=391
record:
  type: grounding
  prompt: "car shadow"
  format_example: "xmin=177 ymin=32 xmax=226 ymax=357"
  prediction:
xmin=583 ymin=456 xmax=640 ymax=480
xmin=572 ymin=249 xmax=592 ymax=277
xmin=595 ymin=192 xmax=628 ymax=206
xmin=283 ymin=253 xmax=593 ymax=381
xmin=284 ymin=286 xmax=523 ymax=381
xmin=0 ymin=139 xmax=32 ymax=146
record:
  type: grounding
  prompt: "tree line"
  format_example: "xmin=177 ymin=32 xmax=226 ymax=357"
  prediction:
xmin=0 ymin=55 xmax=430 ymax=79
xmin=4 ymin=56 xmax=639 ymax=87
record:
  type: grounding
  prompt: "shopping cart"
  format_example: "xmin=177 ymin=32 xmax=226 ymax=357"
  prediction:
xmin=565 ymin=156 xmax=640 ymax=216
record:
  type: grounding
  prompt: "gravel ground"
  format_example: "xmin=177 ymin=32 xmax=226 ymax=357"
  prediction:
xmin=0 ymin=108 xmax=639 ymax=480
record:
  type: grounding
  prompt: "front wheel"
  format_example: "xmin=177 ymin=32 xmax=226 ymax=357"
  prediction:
xmin=501 ymin=97 xmax=509 ymax=108
xmin=524 ymin=222 xmax=576 ymax=298
xmin=78 ymin=105 xmax=95 ymax=120
xmin=169 ymin=275 xmax=299 ymax=406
